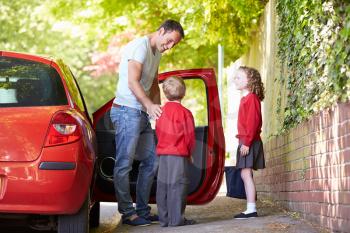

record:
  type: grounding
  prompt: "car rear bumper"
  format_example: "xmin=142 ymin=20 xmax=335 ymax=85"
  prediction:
xmin=0 ymin=142 xmax=94 ymax=215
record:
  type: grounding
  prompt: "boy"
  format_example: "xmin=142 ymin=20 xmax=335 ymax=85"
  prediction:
xmin=155 ymin=76 xmax=196 ymax=226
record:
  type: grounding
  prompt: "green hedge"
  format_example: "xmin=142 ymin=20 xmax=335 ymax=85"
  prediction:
xmin=276 ymin=0 xmax=350 ymax=131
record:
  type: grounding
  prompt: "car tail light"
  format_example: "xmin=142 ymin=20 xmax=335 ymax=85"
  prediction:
xmin=44 ymin=111 xmax=81 ymax=147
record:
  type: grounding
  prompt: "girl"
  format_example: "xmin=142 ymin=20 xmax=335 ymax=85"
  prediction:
xmin=233 ymin=66 xmax=265 ymax=219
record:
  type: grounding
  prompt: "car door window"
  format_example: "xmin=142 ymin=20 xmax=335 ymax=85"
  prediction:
xmin=182 ymin=79 xmax=208 ymax=126
xmin=69 ymin=70 xmax=92 ymax=120
xmin=156 ymin=78 xmax=208 ymax=128
xmin=56 ymin=60 xmax=85 ymax=112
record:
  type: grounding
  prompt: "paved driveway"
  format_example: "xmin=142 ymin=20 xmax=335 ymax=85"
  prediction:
xmin=91 ymin=194 xmax=327 ymax=233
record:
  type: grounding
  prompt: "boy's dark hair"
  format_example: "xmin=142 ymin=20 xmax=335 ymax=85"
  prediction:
xmin=158 ymin=19 xmax=185 ymax=39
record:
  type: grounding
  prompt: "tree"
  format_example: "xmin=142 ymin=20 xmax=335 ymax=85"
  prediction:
xmin=0 ymin=0 xmax=107 ymax=114
xmin=49 ymin=0 xmax=267 ymax=73
xmin=1 ymin=0 xmax=267 ymax=115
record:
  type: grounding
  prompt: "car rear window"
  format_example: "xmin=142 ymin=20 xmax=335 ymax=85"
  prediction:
xmin=0 ymin=56 xmax=68 ymax=107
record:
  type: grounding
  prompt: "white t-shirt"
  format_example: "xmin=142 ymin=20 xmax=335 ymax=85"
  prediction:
xmin=114 ymin=36 xmax=161 ymax=111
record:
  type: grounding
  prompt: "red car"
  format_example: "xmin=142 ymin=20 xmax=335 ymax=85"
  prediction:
xmin=0 ymin=51 xmax=97 ymax=232
xmin=0 ymin=51 xmax=225 ymax=232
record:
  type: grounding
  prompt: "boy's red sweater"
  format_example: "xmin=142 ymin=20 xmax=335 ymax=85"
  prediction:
xmin=236 ymin=92 xmax=262 ymax=147
xmin=156 ymin=102 xmax=195 ymax=157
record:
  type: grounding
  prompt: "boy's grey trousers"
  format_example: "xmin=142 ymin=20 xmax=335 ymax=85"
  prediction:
xmin=156 ymin=155 xmax=189 ymax=227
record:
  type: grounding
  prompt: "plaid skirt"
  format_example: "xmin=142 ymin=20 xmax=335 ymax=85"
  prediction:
xmin=236 ymin=140 xmax=265 ymax=170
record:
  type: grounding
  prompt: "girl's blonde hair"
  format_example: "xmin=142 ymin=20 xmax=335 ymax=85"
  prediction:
xmin=162 ymin=76 xmax=186 ymax=101
xmin=239 ymin=66 xmax=265 ymax=101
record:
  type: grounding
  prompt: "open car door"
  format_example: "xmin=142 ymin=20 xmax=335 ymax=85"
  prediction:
xmin=92 ymin=68 xmax=225 ymax=206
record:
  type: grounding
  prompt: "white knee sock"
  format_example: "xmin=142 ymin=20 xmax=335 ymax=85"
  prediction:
xmin=243 ymin=202 xmax=256 ymax=214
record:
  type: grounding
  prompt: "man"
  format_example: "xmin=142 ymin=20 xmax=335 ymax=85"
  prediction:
xmin=110 ymin=19 xmax=184 ymax=226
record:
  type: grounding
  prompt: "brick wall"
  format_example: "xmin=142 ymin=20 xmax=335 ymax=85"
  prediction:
xmin=255 ymin=102 xmax=350 ymax=232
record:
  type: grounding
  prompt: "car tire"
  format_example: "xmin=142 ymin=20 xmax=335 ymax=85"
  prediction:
xmin=89 ymin=201 xmax=100 ymax=228
xmin=58 ymin=194 xmax=89 ymax=233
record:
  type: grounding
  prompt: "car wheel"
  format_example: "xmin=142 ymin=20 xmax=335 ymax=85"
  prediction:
xmin=58 ymin=194 xmax=89 ymax=233
xmin=89 ymin=201 xmax=100 ymax=228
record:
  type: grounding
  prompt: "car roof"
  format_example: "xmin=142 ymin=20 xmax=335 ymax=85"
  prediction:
xmin=0 ymin=50 xmax=60 ymax=66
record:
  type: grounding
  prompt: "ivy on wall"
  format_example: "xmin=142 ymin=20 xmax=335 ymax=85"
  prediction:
xmin=276 ymin=0 xmax=350 ymax=131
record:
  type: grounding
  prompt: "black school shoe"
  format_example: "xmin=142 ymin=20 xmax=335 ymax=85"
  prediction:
xmin=122 ymin=216 xmax=151 ymax=226
xmin=183 ymin=218 xmax=196 ymax=225
xmin=146 ymin=214 xmax=159 ymax=223
xmin=234 ymin=212 xmax=258 ymax=219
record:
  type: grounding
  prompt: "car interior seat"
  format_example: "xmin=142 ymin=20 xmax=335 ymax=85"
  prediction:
xmin=16 ymin=79 xmax=43 ymax=106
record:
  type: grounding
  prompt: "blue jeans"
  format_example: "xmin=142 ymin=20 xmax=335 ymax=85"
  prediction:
xmin=110 ymin=105 xmax=157 ymax=219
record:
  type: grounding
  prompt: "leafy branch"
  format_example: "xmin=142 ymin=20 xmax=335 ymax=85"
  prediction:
xmin=276 ymin=0 xmax=350 ymax=131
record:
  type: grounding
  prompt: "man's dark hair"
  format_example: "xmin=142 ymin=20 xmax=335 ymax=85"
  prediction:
xmin=158 ymin=19 xmax=185 ymax=39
